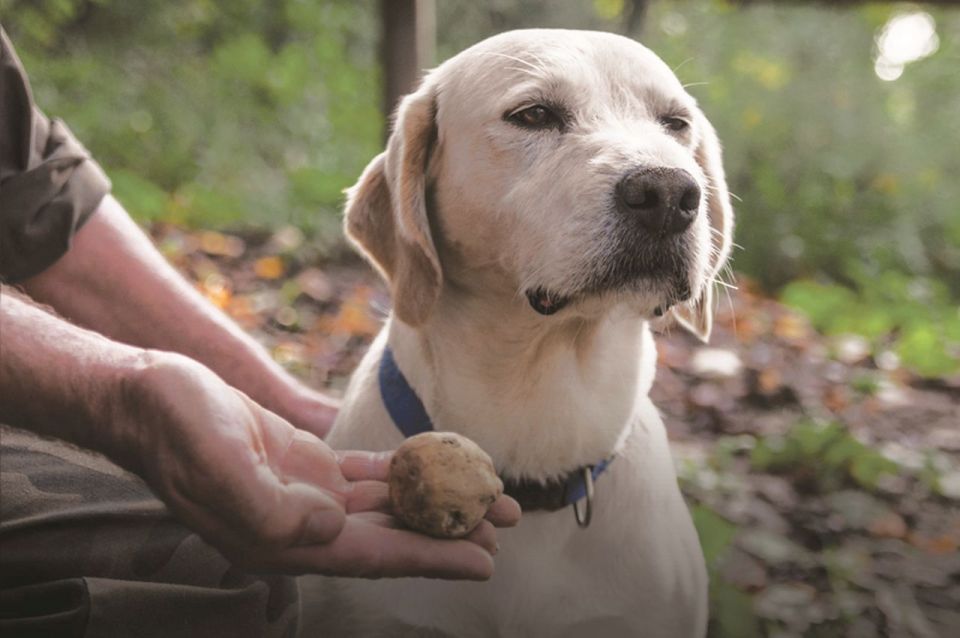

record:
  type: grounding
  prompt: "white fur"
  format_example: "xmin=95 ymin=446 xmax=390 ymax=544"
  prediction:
xmin=300 ymin=29 xmax=735 ymax=638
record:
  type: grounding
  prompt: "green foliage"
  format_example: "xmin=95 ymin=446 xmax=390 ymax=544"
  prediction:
xmin=692 ymin=504 xmax=737 ymax=568
xmin=6 ymin=1 xmax=959 ymax=376
xmin=709 ymin=580 xmax=762 ymax=638
xmin=2 ymin=0 xmax=382 ymax=230
xmin=751 ymin=420 xmax=899 ymax=492
xmin=691 ymin=505 xmax=763 ymax=638
xmin=638 ymin=4 xmax=960 ymax=299
xmin=782 ymin=276 xmax=960 ymax=377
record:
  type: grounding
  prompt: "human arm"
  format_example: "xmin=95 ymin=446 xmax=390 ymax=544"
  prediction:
xmin=0 ymin=288 xmax=520 ymax=578
xmin=20 ymin=195 xmax=339 ymax=438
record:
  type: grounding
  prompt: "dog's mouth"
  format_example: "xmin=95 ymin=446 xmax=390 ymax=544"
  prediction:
xmin=525 ymin=279 xmax=692 ymax=317
xmin=525 ymin=288 xmax=571 ymax=315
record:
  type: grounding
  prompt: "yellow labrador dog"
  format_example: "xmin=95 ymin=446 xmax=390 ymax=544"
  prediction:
xmin=303 ymin=29 xmax=733 ymax=638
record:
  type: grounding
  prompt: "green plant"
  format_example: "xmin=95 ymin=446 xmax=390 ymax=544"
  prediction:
xmin=3 ymin=0 xmax=382 ymax=233
xmin=751 ymin=420 xmax=900 ymax=492
xmin=782 ymin=277 xmax=960 ymax=377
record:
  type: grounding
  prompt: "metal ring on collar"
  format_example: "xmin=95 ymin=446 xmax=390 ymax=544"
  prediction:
xmin=573 ymin=466 xmax=594 ymax=528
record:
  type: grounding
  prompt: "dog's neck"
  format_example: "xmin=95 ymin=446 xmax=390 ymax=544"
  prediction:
xmin=387 ymin=288 xmax=655 ymax=481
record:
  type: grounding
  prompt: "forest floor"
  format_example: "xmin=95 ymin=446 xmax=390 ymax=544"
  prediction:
xmin=152 ymin=223 xmax=960 ymax=638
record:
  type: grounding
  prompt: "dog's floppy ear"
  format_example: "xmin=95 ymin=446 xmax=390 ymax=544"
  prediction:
xmin=344 ymin=83 xmax=441 ymax=326
xmin=673 ymin=111 xmax=734 ymax=342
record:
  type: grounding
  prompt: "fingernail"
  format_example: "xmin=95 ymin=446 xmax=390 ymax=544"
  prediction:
xmin=303 ymin=509 xmax=345 ymax=544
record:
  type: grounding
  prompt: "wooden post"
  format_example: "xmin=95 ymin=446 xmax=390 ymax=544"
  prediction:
xmin=624 ymin=0 xmax=650 ymax=35
xmin=380 ymin=0 xmax=435 ymax=138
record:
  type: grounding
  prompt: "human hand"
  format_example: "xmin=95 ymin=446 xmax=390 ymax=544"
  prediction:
xmin=273 ymin=385 xmax=340 ymax=440
xmin=120 ymin=352 xmax=520 ymax=579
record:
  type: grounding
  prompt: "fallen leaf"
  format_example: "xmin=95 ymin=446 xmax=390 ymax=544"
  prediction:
xmin=757 ymin=367 xmax=782 ymax=395
xmin=753 ymin=582 xmax=820 ymax=625
xmin=225 ymin=295 xmax=262 ymax=328
xmin=738 ymin=528 xmax=815 ymax=567
xmin=868 ymin=511 xmax=908 ymax=539
xmin=200 ymin=230 xmax=245 ymax=257
xmin=908 ymin=532 xmax=959 ymax=555
xmin=317 ymin=286 xmax=380 ymax=337
xmin=825 ymin=490 xmax=890 ymax=531
xmin=254 ymin=256 xmax=286 ymax=280
xmin=270 ymin=225 xmax=304 ymax=252
xmin=274 ymin=306 xmax=299 ymax=328
xmin=774 ymin=312 xmax=810 ymax=343
xmin=272 ymin=341 xmax=307 ymax=368
xmin=936 ymin=471 xmax=960 ymax=500
xmin=689 ymin=347 xmax=743 ymax=379
xmin=822 ymin=384 xmax=850 ymax=412
xmin=875 ymin=584 xmax=939 ymax=638
xmin=718 ymin=546 xmax=767 ymax=591
xmin=833 ymin=334 xmax=871 ymax=365
xmin=296 ymin=268 xmax=334 ymax=302
xmin=199 ymin=272 xmax=231 ymax=309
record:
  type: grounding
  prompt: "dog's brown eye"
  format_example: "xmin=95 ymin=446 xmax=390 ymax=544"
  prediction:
xmin=509 ymin=105 xmax=562 ymax=130
xmin=659 ymin=116 xmax=689 ymax=132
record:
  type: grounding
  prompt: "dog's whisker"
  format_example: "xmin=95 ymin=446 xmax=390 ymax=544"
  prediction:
xmin=720 ymin=277 xmax=738 ymax=339
xmin=672 ymin=57 xmax=695 ymax=73
xmin=710 ymin=278 xmax=738 ymax=291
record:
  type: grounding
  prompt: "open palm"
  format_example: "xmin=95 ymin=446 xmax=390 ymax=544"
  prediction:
xmin=128 ymin=354 xmax=518 ymax=579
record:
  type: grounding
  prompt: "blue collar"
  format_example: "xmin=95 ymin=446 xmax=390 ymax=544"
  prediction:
xmin=378 ymin=346 xmax=615 ymax=518
xmin=379 ymin=345 xmax=435 ymax=438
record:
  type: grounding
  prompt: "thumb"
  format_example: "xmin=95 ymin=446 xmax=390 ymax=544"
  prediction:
xmin=240 ymin=398 xmax=349 ymax=546
xmin=293 ymin=485 xmax=348 ymax=545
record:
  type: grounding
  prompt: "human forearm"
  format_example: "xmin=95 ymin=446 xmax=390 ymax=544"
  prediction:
xmin=0 ymin=287 xmax=150 ymax=467
xmin=21 ymin=195 xmax=336 ymax=436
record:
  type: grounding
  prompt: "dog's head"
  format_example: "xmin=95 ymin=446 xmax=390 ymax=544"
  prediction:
xmin=346 ymin=29 xmax=733 ymax=340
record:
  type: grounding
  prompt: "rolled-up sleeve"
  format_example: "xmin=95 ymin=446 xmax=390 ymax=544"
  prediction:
xmin=0 ymin=27 xmax=111 ymax=282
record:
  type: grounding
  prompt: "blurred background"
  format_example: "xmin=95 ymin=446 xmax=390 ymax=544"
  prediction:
xmin=3 ymin=1 xmax=958 ymax=636
xmin=5 ymin=0 xmax=959 ymax=375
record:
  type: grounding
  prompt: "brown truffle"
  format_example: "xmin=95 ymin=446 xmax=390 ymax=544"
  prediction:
xmin=388 ymin=432 xmax=503 ymax=538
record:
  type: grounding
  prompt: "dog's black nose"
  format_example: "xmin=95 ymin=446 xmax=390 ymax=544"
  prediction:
xmin=615 ymin=167 xmax=701 ymax=234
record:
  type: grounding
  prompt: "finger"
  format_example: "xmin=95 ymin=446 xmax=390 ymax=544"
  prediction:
xmin=181 ymin=467 xmax=348 ymax=549
xmin=464 ymin=519 xmax=498 ymax=555
xmin=343 ymin=480 xmax=391 ymax=514
xmin=282 ymin=516 xmax=496 ymax=580
xmin=336 ymin=450 xmax=393 ymax=482
xmin=485 ymin=494 xmax=521 ymax=527
xmin=268 ymin=419 xmax=346 ymax=489
xmin=351 ymin=510 xmax=402 ymax=529
xmin=287 ymin=482 xmax=350 ymax=545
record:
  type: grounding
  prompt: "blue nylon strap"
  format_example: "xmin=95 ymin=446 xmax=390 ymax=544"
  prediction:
xmin=379 ymin=346 xmax=435 ymax=438
xmin=378 ymin=345 xmax=615 ymax=508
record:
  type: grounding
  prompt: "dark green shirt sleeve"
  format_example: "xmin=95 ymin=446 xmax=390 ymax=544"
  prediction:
xmin=0 ymin=26 xmax=111 ymax=282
